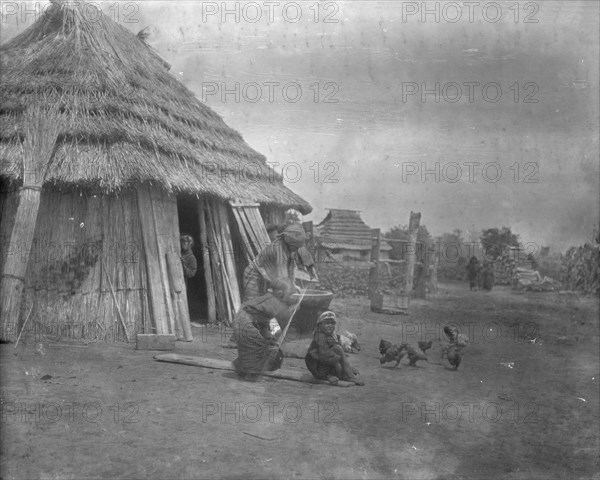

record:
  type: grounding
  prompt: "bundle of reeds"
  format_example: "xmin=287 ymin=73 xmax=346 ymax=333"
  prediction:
xmin=0 ymin=104 xmax=62 ymax=341
xmin=230 ymin=201 xmax=271 ymax=262
xmin=198 ymin=199 xmax=241 ymax=326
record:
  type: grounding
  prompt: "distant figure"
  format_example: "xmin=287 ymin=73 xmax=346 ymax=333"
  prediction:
xmin=482 ymin=261 xmax=495 ymax=291
xmin=180 ymin=235 xmax=197 ymax=282
xmin=466 ymin=256 xmax=481 ymax=291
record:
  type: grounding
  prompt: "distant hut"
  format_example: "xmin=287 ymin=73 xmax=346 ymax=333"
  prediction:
xmin=315 ymin=209 xmax=390 ymax=262
xmin=0 ymin=2 xmax=310 ymax=342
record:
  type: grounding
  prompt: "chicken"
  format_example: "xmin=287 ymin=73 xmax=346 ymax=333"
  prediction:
xmin=379 ymin=343 xmax=407 ymax=367
xmin=379 ymin=339 xmax=393 ymax=356
xmin=455 ymin=334 xmax=468 ymax=348
xmin=417 ymin=340 xmax=434 ymax=354
xmin=442 ymin=325 xmax=466 ymax=369
xmin=447 ymin=346 xmax=462 ymax=370
xmin=406 ymin=344 xmax=428 ymax=367
xmin=339 ymin=330 xmax=361 ymax=354
xmin=443 ymin=325 xmax=458 ymax=343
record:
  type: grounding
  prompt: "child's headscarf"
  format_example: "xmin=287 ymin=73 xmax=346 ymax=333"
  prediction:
xmin=316 ymin=311 xmax=336 ymax=325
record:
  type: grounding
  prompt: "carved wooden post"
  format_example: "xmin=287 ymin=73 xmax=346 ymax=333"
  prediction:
xmin=404 ymin=212 xmax=421 ymax=298
xmin=368 ymin=228 xmax=383 ymax=311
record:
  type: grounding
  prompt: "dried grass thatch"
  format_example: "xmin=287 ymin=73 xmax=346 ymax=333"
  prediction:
xmin=317 ymin=209 xmax=379 ymax=249
xmin=0 ymin=2 xmax=311 ymax=213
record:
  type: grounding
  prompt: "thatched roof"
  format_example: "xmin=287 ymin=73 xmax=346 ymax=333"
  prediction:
xmin=316 ymin=209 xmax=391 ymax=250
xmin=0 ymin=2 xmax=311 ymax=214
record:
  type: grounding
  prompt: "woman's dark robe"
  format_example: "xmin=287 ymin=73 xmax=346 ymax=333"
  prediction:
xmin=232 ymin=293 xmax=292 ymax=375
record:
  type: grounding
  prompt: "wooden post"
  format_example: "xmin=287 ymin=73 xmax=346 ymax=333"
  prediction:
xmin=137 ymin=186 xmax=168 ymax=335
xmin=428 ymin=249 xmax=439 ymax=294
xmin=0 ymin=106 xmax=61 ymax=341
xmin=302 ymin=221 xmax=315 ymax=256
xmin=198 ymin=199 xmax=216 ymax=324
xmin=404 ymin=212 xmax=421 ymax=298
xmin=414 ymin=262 xmax=427 ymax=299
xmin=368 ymin=228 xmax=383 ymax=311
xmin=166 ymin=252 xmax=193 ymax=341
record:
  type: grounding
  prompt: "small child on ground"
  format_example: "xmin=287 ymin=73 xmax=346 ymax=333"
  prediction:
xmin=304 ymin=311 xmax=364 ymax=386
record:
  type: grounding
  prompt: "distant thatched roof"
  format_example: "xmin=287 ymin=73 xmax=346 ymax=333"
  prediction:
xmin=316 ymin=209 xmax=391 ymax=250
xmin=0 ymin=2 xmax=311 ymax=214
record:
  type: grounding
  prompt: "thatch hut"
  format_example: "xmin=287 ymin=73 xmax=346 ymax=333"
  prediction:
xmin=0 ymin=2 xmax=311 ymax=342
xmin=315 ymin=209 xmax=390 ymax=262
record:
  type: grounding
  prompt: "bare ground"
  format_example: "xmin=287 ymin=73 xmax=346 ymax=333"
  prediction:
xmin=1 ymin=283 xmax=599 ymax=480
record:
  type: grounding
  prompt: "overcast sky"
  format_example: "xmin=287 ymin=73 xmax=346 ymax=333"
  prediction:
xmin=2 ymin=1 xmax=598 ymax=251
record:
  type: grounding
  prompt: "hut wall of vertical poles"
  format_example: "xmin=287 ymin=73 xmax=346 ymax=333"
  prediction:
xmin=0 ymin=184 xmax=204 ymax=342
xmin=0 ymin=183 xmax=291 ymax=341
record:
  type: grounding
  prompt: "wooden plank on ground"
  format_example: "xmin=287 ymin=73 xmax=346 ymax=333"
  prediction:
xmin=137 ymin=334 xmax=176 ymax=351
xmin=154 ymin=353 xmax=358 ymax=387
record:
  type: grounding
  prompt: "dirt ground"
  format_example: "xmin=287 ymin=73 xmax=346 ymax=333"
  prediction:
xmin=1 ymin=282 xmax=599 ymax=480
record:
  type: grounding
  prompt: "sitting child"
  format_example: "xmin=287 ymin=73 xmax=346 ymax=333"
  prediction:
xmin=304 ymin=311 xmax=364 ymax=386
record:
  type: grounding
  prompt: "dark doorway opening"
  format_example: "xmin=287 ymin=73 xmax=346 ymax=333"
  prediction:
xmin=177 ymin=195 xmax=207 ymax=323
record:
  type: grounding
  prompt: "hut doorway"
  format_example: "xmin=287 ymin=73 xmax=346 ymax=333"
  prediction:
xmin=176 ymin=196 xmax=207 ymax=322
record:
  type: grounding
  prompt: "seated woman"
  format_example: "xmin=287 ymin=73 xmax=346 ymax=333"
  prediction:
xmin=305 ymin=311 xmax=364 ymax=386
xmin=233 ymin=279 xmax=299 ymax=381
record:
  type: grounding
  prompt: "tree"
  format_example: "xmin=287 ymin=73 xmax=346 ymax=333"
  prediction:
xmin=384 ymin=224 xmax=432 ymax=261
xmin=434 ymin=229 xmax=468 ymax=280
xmin=480 ymin=227 xmax=520 ymax=260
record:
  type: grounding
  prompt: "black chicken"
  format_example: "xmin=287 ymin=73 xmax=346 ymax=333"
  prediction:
xmin=447 ymin=346 xmax=462 ymax=370
xmin=406 ymin=344 xmax=428 ymax=367
xmin=380 ymin=343 xmax=407 ymax=368
xmin=417 ymin=340 xmax=434 ymax=354
xmin=379 ymin=339 xmax=393 ymax=356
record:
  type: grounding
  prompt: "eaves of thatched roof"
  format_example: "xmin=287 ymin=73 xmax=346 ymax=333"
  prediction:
xmin=0 ymin=2 xmax=311 ymax=214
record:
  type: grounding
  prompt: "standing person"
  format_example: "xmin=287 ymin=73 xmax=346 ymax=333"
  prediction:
xmin=233 ymin=279 xmax=300 ymax=381
xmin=242 ymin=223 xmax=306 ymax=301
xmin=466 ymin=256 xmax=481 ymax=291
xmin=266 ymin=224 xmax=285 ymax=243
xmin=482 ymin=261 xmax=495 ymax=291
xmin=266 ymin=224 xmax=319 ymax=283
xmin=180 ymin=234 xmax=197 ymax=283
